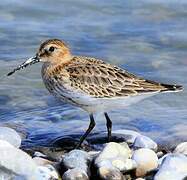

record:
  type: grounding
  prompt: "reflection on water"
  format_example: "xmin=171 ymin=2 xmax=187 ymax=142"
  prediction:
xmin=0 ymin=0 xmax=187 ymax=147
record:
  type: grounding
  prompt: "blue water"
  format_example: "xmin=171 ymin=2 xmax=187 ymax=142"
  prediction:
xmin=0 ymin=0 xmax=187 ymax=147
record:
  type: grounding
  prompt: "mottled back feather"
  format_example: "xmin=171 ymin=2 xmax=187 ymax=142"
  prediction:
xmin=56 ymin=56 xmax=181 ymax=98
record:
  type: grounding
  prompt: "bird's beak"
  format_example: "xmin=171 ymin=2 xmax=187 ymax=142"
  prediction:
xmin=7 ymin=55 xmax=40 ymax=76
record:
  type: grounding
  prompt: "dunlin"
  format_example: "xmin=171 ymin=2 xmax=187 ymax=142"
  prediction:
xmin=7 ymin=39 xmax=183 ymax=148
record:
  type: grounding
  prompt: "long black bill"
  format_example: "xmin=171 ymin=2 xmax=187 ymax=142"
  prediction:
xmin=7 ymin=56 xmax=40 ymax=76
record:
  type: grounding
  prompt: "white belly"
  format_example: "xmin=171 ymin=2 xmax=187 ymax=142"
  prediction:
xmin=51 ymin=84 xmax=155 ymax=113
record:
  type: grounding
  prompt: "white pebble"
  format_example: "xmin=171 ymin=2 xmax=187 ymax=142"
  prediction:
xmin=95 ymin=142 xmax=134 ymax=174
xmin=95 ymin=142 xmax=131 ymax=165
xmin=0 ymin=127 xmax=21 ymax=148
xmin=132 ymin=148 xmax=158 ymax=177
xmin=133 ymin=135 xmax=157 ymax=151
xmin=0 ymin=143 xmax=38 ymax=179
xmin=173 ymin=142 xmax=187 ymax=155
xmin=155 ymin=154 xmax=187 ymax=180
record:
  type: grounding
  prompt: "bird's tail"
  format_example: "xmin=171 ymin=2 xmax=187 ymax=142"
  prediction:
xmin=160 ymin=83 xmax=183 ymax=92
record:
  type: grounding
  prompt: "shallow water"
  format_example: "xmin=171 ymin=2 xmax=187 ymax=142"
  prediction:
xmin=0 ymin=0 xmax=187 ymax=147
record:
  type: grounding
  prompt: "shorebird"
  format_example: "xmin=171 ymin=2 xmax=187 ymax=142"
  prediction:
xmin=7 ymin=39 xmax=183 ymax=148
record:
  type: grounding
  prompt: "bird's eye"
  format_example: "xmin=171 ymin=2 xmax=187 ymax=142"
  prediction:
xmin=49 ymin=46 xmax=55 ymax=52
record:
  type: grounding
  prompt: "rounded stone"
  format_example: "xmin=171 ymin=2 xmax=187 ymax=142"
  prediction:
xmin=62 ymin=150 xmax=90 ymax=172
xmin=98 ymin=166 xmax=124 ymax=180
xmin=0 ymin=144 xmax=38 ymax=179
xmin=155 ymin=154 xmax=187 ymax=180
xmin=0 ymin=127 xmax=21 ymax=148
xmin=132 ymin=148 xmax=158 ymax=177
xmin=95 ymin=142 xmax=131 ymax=165
xmin=62 ymin=168 xmax=88 ymax=180
xmin=173 ymin=142 xmax=187 ymax=155
xmin=133 ymin=135 xmax=157 ymax=151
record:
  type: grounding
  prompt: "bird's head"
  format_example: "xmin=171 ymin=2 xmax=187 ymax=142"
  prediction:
xmin=7 ymin=39 xmax=72 ymax=76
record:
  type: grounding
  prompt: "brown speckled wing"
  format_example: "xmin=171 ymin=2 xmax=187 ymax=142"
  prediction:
xmin=65 ymin=56 xmax=167 ymax=98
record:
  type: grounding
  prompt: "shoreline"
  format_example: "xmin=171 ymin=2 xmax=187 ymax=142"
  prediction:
xmin=0 ymin=126 xmax=187 ymax=179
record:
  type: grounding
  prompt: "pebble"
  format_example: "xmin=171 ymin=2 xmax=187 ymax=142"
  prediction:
xmin=62 ymin=150 xmax=90 ymax=172
xmin=0 ymin=126 xmax=21 ymax=148
xmin=98 ymin=166 xmax=124 ymax=180
xmin=173 ymin=142 xmax=187 ymax=155
xmin=133 ymin=135 xmax=157 ymax=151
xmin=95 ymin=142 xmax=131 ymax=165
xmin=132 ymin=148 xmax=158 ymax=177
xmin=0 ymin=140 xmax=38 ymax=179
xmin=154 ymin=154 xmax=187 ymax=180
xmin=62 ymin=168 xmax=88 ymax=180
xmin=95 ymin=142 xmax=133 ymax=177
xmin=36 ymin=165 xmax=60 ymax=180
xmin=112 ymin=129 xmax=141 ymax=144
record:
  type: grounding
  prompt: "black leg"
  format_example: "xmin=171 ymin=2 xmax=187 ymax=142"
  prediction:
xmin=104 ymin=112 xmax=112 ymax=142
xmin=75 ymin=114 xmax=96 ymax=149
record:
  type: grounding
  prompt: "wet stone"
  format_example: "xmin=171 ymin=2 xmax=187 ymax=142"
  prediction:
xmin=173 ymin=142 xmax=187 ymax=155
xmin=155 ymin=154 xmax=187 ymax=180
xmin=133 ymin=135 xmax=157 ymax=151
